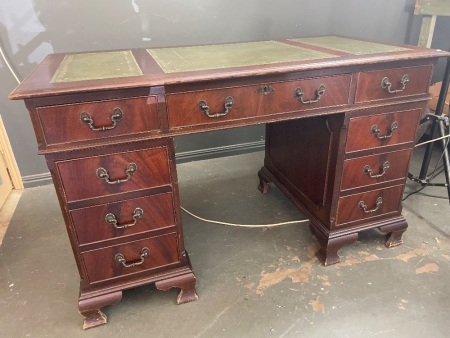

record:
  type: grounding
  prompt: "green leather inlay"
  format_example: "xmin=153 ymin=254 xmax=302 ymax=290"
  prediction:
xmin=290 ymin=36 xmax=410 ymax=55
xmin=50 ymin=50 xmax=142 ymax=83
xmin=148 ymin=41 xmax=335 ymax=73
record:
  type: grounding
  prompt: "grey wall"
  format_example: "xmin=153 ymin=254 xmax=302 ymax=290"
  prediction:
xmin=0 ymin=0 xmax=449 ymax=186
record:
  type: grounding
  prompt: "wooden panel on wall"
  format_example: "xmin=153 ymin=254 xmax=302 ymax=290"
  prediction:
xmin=415 ymin=0 xmax=450 ymax=17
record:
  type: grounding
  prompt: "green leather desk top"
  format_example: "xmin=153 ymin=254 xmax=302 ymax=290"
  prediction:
xmin=147 ymin=41 xmax=334 ymax=74
xmin=50 ymin=36 xmax=414 ymax=82
xmin=51 ymin=50 xmax=142 ymax=83
xmin=290 ymin=36 xmax=410 ymax=55
xmin=10 ymin=35 xmax=447 ymax=100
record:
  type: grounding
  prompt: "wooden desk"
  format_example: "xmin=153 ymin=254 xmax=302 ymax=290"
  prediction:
xmin=9 ymin=36 xmax=447 ymax=329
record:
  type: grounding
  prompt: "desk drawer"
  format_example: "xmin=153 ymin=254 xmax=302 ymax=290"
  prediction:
xmin=56 ymin=147 xmax=171 ymax=202
xmin=166 ymin=75 xmax=351 ymax=129
xmin=345 ymin=108 xmax=421 ymax=153
xmin=82 ymin=232 xmax=180 ymax=283
xmin=37 ymin=96 xmax=161 ymax=146
xmin=355 ymin=66 xmax=432 ymax=102
xmin=70 ymin=192 xmax=176 ymax=245
xmin=336 ymin=185 xmax=404 ymax=227
xmin=341 ymin=149 xmax=411 ymax=190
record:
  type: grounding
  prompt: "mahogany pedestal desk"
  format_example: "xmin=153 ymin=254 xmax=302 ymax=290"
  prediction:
xmin=9 ymin=36 xmax=447 ymax=329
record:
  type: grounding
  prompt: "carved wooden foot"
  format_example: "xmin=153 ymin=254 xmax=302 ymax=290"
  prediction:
xmin=310 ymin=224 xmax=358 ymax=266
xmin=155 ymin=272 xmax=198 ymax=304
xmin=78 ymin=290 xmax=122 ymax=329
xmin=258 ymin=169 xmax=272 ymax=194
xmin=378 ymin=218 xmax=408 ymax=248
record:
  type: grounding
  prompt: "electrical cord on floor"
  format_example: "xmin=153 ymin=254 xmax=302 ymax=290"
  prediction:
xmin=180 ymin=206 xmax=309 ymax=228
xmin=413 ymin=133 xmax=450 ymax=148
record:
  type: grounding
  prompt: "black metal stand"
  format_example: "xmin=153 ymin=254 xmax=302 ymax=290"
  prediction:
xmin=408 ymin=54 xmax=450 ymax=203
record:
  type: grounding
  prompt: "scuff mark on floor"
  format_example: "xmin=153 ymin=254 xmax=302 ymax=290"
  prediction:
xmin=245 ymin=282 xmax=255 ymax=289
xmin=336 ymin=251 xmax=380 ymax=267
xmin=318 ymin=274 xmax=330 ymax=286
xmin=415 ymin=262 xmax=439 ymax=274
xmin=396 ymin=247 xmax=429 ymax=262
xmin=256 ymin=262 xmax=313 ymax=295
xmin=397 ymin=299 xmax=408 ymax=310
xmin=309 ymin=297 xmax=325 ymax=313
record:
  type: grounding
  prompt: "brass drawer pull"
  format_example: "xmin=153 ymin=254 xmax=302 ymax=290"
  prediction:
xmin=115 ymin=247 xmax=150 ymax=268
xmin=364 ymin=161 xmax=390 ymax=179
xmin=381 ymin=74 xmax=409 ymax=94
xmin=198 ymin=96 xmax=234 ymax=118
xmin=371 ymin=121 xmax=398 ymax=140
xmin=294 ymin=84 xmax=326 ymax=104
xmin=256 ymin=85 xmax=275 ymax=95
xmin=105 ymin=208 xmax=143 ymax=229
xmin=80 ymin=107 xmax=123 ymax=131
xmin=96 ymin=163 xmax=137 ymax=184
xmin=358 ymin=197 xmax=382 ymax=214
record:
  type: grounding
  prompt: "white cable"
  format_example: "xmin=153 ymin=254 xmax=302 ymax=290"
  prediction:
xmin=415 ymin=133 xmax=450 ymax=147
xmin=0 ymin=42 xmax=21 ymax=84
xmin=180 ymin=206 xmax=309 ymax=228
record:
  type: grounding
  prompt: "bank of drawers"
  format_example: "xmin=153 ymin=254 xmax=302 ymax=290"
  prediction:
xmin=335 ymin=108 xmax=422 ymax=228
xmin=53 ymin=141 xmax=180 ymax=285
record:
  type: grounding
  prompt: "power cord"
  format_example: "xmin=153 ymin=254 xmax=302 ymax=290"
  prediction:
xmin=180 ymin=206 xmax=309 ymax=228
xmin=0 ymin=41 xmax=21 ymax=84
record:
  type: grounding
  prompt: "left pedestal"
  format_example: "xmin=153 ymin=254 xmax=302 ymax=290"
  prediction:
xmin=43 ymin=137 xmax=197 ymax=329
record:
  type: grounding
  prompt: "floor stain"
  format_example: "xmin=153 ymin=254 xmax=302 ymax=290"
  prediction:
xmin=318 ymin=274 xmax=330 ymax=286
xmin=395 ymin=247 xmax=429 ymax=262
xmin=247 ymin=240 xmax=445 ymax=297
xmin=415 ymin=262 xmax=439 ymax=274
xmin=336 ymin=251 xmax=380 ymax=267
xmin=309 ymin=297 xmax=325 ymax=313
xmin=397 ymin=299 xmax=408 ymax=310
xmin=256 ymin=262 xmax=313 ymax=295
xmin=245 ymin=282 xmax=255 ymax=289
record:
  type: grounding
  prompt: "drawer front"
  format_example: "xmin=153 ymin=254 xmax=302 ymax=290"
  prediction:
xmin=355 ymin=66 xmax=432 ymax=102
xmin=82 ymin=233 xmax=180 ymax=283
xmin=341 ymin=149 xmax=411 ymax=190
xmin=37 ymin=96 xmax=161 ymax=146
xmin=57 ymin=147 xmax=171 ymax=202
xmin=70 ymin=192 xmax=176 ymax=245
xmin=166 ymin=75 xmax=351 ymax=129
xmin=336 ymin=185 xmax=404 ymax=226
xmin=345 ymin=109 xmax=421 ymax=153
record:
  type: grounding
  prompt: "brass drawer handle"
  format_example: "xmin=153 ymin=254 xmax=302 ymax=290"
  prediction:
xmin=371 ymin=121 xmax=398 ymax=140
xmin=294 ymin=84 xmax=326 ymax=104
xmin=96 ymin=163 xmax=137 ymax=185
xmin=198 ymin=96 xmax=234 ymax=118
xmin=80 ymin=107 xmax=123 ymax=131
xmin=115 ymin=247 xmax=150 ymax=268
xmin=256 ymin=85 xmax=275 ymax=95
xmin=364 ymin=161 xmax=390 ymax=179
xmin=381 ymin=74 xmax=409 ymax=94
xmin=358 ymin=197 xmax=382 ymax=214
xmin=105 ymin=208 xmax=143 ymax=229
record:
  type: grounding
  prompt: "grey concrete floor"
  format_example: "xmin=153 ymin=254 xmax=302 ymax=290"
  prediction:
xmin=1 ymin=149 xmax=449 ymax=337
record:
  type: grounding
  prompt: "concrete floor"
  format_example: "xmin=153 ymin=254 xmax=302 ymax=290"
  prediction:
xmin=1 ymin=149 xmax=449 ymax=337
